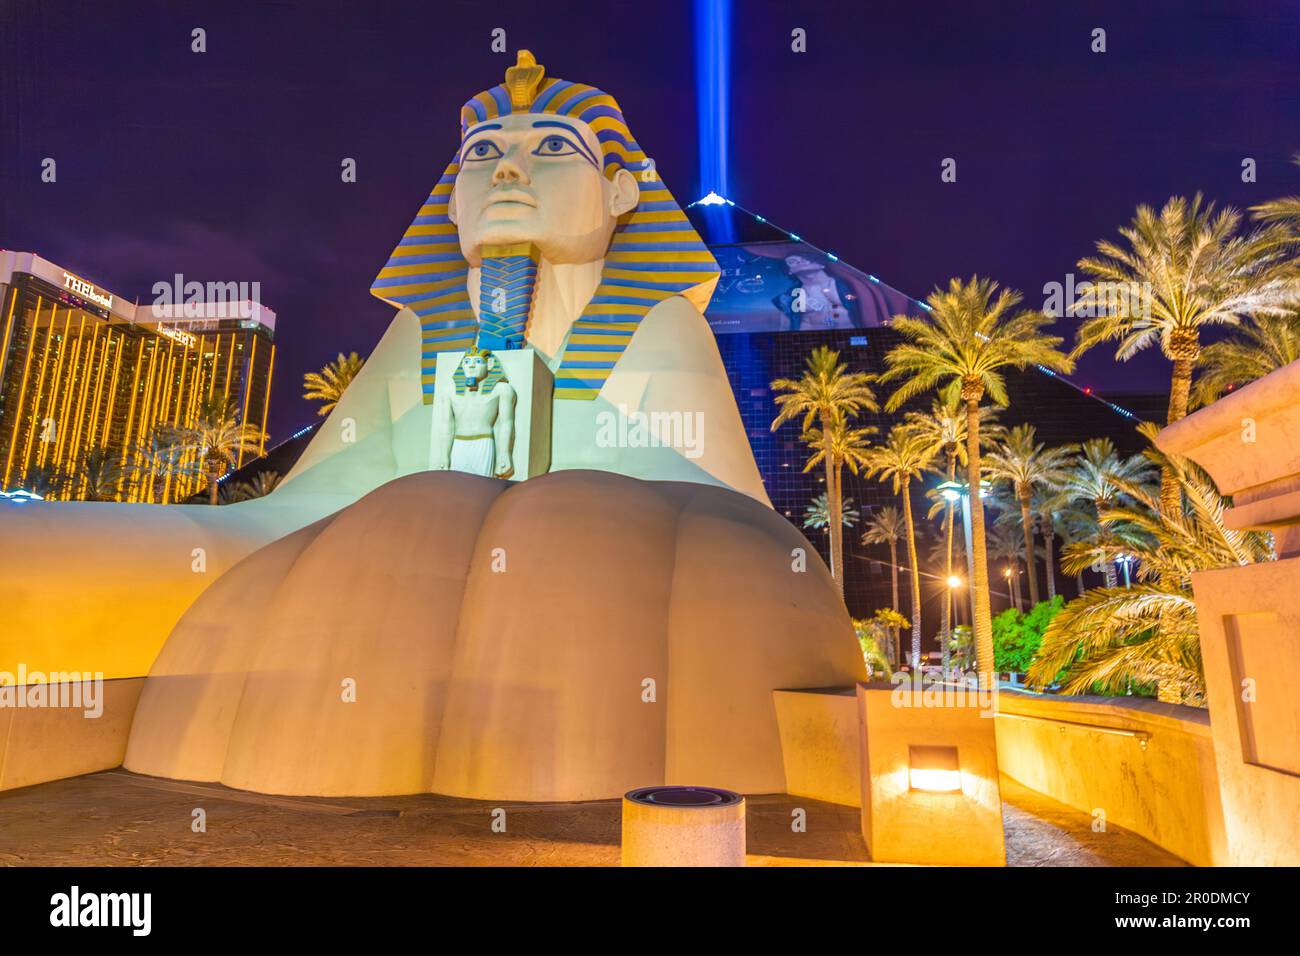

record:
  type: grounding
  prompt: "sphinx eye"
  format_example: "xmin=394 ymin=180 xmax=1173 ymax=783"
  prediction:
xmin=533 ymin=134 xmax=579 ymax=157
xmin=463 ymin=139 xmax=503 ymax=162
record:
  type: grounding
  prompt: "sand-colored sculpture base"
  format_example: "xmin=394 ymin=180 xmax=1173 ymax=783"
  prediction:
xmin=124 ymin=469 xmax=865 ymax=800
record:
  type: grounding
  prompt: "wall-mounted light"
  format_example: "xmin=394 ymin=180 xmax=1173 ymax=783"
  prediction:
xmin=908 ymin=745 xmax=961 ymax=793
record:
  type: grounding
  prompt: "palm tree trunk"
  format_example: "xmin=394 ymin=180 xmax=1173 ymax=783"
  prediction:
xmin=1161 ymin=353 xmax=1195 ymax=513
xmin=901 ymin=477 xmax=922 ymax=669
xmin=889 ymin=539 xmax=900 ymax=666
xmin=1076 ymin=571 xmax=1085 ymax=596
xmin=965 ymin=399 xmax=995 ymax=685
xmin=826 ymin=455 xmax=843 ymax=594
xmin=1019 ymin=492 xmax=1039 ymax=606
xmin=209 ymin=476 xmax=219 ymax=506
xmin=1042 ymin=513 xmax=1057 ymax=600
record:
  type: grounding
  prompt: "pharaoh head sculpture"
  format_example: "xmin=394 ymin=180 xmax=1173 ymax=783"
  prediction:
xmin=370 ymin=50 xmax=719 ymax=403
xmin=452 ymin=345 xmax=505 ymax=395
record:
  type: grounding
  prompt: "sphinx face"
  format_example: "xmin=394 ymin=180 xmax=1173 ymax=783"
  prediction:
xmin=449 ymin=112 xmax=639 ymax=265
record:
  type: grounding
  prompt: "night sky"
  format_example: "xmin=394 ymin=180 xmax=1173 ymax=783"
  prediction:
xmin=2 ymin=0 xmax=1298 ymax=441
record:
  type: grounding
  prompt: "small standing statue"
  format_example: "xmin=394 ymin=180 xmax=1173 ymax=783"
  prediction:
xmin=431 ymin=346 xmax=517 ymax=479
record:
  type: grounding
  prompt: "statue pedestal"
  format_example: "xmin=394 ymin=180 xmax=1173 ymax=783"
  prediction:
xmin=430 ymin=349 xmax=552 ymax=481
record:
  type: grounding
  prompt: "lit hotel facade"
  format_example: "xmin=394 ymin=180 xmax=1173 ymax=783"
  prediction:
xmin=0 ymin=251 xmax=276 ymax=502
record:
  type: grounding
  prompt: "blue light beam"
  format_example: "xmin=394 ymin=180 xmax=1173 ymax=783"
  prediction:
xmin=695 ymin=0 xmax=731 ymax=198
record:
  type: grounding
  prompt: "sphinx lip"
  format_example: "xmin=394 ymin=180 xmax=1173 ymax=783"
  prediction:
xmin=484 ymin=190 xmax=538 ymax=209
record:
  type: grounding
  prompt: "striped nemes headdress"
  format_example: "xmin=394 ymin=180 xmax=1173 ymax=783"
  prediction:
xmin=370 ymin=50 xmax=720 ymax=402
xmin=451 ymin=345 xmax=506 ymax=396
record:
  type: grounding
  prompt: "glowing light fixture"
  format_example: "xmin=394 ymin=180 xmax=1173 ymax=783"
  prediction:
xmin=947 ymin=575 xmax=963 ymax=588
xmin=937 ymin=478 xmax=989 ymax=501
xmin=908 ymin=745 xmax=961 ymax=793
xmin=696 ymin=191 xmax=728 ymax=206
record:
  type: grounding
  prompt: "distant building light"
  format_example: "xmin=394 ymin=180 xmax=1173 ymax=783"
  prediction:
xmin=789 ymin=233 xmax=801 ymax=242
xmin=697 ymin=191 xmax=728 ymax=206
xmin=850 ymin=335 xmax=868 ymax=346
xmin=868 ymin=274 xmax=880 ymax=283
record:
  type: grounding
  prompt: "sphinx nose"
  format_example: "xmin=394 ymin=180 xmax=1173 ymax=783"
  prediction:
xmin=492 ymin=153 xmax=531 ymax=186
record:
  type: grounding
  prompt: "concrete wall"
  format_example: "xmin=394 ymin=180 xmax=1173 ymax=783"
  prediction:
xmin=772 ymin=688 xmax=861 ymax=807
xmin=859 ymin=683 xmax=1005 ymax=866
xmin=1157 ymin=362 xmax=1300 ymax=867
xmin=1188 ymin=560 xmax=1300 ymax=866
xmin=0 ymin=678 xmax=142 ymax=792
xmin=995 ymin=690 xmax=1227 ymax=866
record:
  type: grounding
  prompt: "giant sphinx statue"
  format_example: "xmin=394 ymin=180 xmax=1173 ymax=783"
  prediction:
xmin=3 ymin=52 xmax=864 ymax=801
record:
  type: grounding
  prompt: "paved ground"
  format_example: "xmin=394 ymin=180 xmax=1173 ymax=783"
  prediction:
xmin=0 ymin=770 xmax=1184 ymax=866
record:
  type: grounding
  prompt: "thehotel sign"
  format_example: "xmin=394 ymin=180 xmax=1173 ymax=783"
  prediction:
xmin=62 ymin=272 xmax=114 ymax=310
xmin=155 ymin=324 xmax=198 ymax=349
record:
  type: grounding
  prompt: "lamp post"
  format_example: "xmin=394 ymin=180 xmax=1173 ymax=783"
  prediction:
xmin=944 ymin=574 xmax=964 ymax=676
xmin=938 ymin=479 xmax=988 ymax=634
xmin=1116 ymin=552 xmax=1134 ymax=588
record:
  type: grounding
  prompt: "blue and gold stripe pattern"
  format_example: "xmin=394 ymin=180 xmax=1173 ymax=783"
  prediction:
xmin=476 ymin=244 xmax=538 ymax=351
xmin=370 ymin=50 xmax=719 ymax=402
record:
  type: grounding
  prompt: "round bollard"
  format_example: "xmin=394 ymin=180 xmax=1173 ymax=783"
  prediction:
xmin=621 ymin=786 xmax=746 ymax=867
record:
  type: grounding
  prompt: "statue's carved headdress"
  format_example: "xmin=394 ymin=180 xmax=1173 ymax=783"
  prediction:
xmin=370 ymin=50 xmax=719 ymax=403
xmin=452 ymin=345 xmax=506 ymax=395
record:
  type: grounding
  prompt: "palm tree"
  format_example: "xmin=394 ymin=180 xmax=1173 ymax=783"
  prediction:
xmin=880 ymin=276 xmax=1074 ymax=682
xmin=219 ymin=469 xmax=282 ymax=504
xmin=1033 ymin=486 xmax=1082 ymax=600
xmin=988 ymin=522 xmax=1025 ymax=611
xmin=1030 ymin=425 xmax=1273 ymax=705
xmin=130 ymin=432 xmax=196 ymax=504
xmin=15 ymin=463 xmax=69 ymax=500
xmin=1072 ymin=195 xmax=1298 ymax=510
xmin=855 ymin=612 xmax=905 ymax=678
xmin=171 ymin=397 xmax=266 ymax=506
xmin=861 ymin=505 xmax=907 ymax=662
xmin=1192 ymin=312 xmax=1300 ymax=407
xmin=803 ymin=492 xmax=860 ymax=531
xmin=1249 ymin=152 xmax=1300 ymax=229
xmin=982 ymin=425 xmax=1075 ymax=606
xmin=863 ymin=425 xmax=936 ymax=669
xmin=1062 ymin=438 xmax=1155 ymax=587
xmin=76 ymin=447 xmax=129 ymax=502
xmin=771 ymin=346 xmax=877 ymax=593
xmin=906 ymin=398 xmax=1004 ymax=666
xmin=948 ymin=624 xmax=975 ymax=673
xmin=800 ymin=417 xmax=877 ymax=595
xmin=303 ymin=351 xmax=366 ymax=416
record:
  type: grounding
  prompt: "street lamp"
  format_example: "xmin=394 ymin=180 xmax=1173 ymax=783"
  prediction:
xmin=936 ymin=478 xmax=989 ymax=628
xmin=1115 ymin=552 xmax=1135 ymax=588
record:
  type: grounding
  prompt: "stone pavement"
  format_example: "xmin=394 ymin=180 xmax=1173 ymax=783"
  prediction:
xmin=0 ymin=770 xmax=1184 ymax=866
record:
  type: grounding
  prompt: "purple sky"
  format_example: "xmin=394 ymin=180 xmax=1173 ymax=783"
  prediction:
xmin=2 ymin=0 xmax=1297 ymax=441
